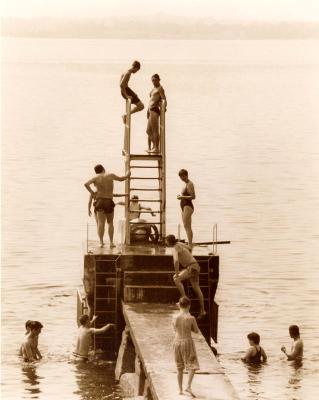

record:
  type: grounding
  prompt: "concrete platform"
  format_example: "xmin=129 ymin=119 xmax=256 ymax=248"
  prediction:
xmin=86 ymin=241 xmax=215 ymax=257
xmin=123 ymin=303 xmax=240 ymax=400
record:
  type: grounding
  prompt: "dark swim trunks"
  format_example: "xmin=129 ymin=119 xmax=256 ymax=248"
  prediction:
xmin=147 ymin=106 xmax=160 ymax=119
xmin=121 ymin=87 xmax=140 ymax=105
xmin=94 ymin=198 xmax=115 ymax=214
xmin=180 ymin=187 xmax=194 ymax=211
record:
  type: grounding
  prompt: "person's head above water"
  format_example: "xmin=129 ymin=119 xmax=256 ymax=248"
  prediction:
xmin=25 ymin=320 xmax=33 ymax=332
xmin=94 ymin=164 xmax=105 ymax=174
xmin=79 ymin=314 xmax=90 ymax=327
xmin=131 ymin=195 xmax=139 ymax=202
xmin=132 ymin=60 xmax=141 ymax=73
xmin=289 ymin=325 xmax=300 ymax=338
xmin=178 ymin=296 xmax=191 ymax=310
xmin=166 ymin=234 xmax=178 ymax=247
xmin=247 ymin=332 xmax=260 ymax=345
xmin=178 ymin=169 xmax=189 ymax=182
xmin=152 ymin=74 xmax=161 ymax=87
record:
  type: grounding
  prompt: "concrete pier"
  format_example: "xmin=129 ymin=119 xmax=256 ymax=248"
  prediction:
xmin=118 ymin=303 xmax=240 ymax=400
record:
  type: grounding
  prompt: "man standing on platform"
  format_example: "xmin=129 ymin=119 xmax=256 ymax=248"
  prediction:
xmin=166 ymin=234 xmax=206 ymax=320
xmin=84 ymin=164 xmax=130 ymax=248
xmin=146 ymin=74 xmax=166 ymax=153
xmin=120 ymin=60 xmax=144 ymax=124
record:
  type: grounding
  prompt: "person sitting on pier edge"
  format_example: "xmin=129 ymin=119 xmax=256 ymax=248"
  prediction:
xmin=85 ymin=164 xmax=130 ymax=248
xmin=241 ymin=332 xmax=267 ymax=364
xmin=281 ymin=325 xmax=303 ymax=361
xmin=117 ymin=195 xmax=159 ymax=243
xmin=120 ymin=60 xmax=144 ymax=124
xmin=166 ymin=234 xmax=206 ymax=320
xmin=19 ymin=321 xmax=43 ymax=362
xmin=173 ymin=296 xmax=200 ymax=398
xmin=72 ymin=315 xmax=114 ymax=362
xmin=177 ymin=169 xmax=195 ymax=247
xmin=146 ymin=73 xmax=166 ymax=153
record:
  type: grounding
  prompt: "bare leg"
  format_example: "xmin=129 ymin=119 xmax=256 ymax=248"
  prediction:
xmin=186 ymin=370 xmax=196 ymax=397
xmin=190 ymin=276 xmax=206 ymax=317
xmin=173 ymin=269 xmax=190 ymax=297
xmin=146 ymin=114 xmax=154 ymax=151
xmin=106 ymin=212 xmax=115 ymax=247
xmin=123 ymin=101 xmax=144 ymax=123
xmin=96 ymin=211 xmax=107 ymax=247
xmin=182 ymin=206 xmax=194 ymax=246
xmin=149 ymin=111 xmax=160 ymax=152
xmin=177 ymin=368 xmax=184 ymax=394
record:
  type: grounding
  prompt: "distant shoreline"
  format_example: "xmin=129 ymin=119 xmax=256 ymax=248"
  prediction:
xmin=2 ymin=17 xmax=319 ymax=40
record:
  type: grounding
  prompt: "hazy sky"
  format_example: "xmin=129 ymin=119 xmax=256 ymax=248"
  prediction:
xmin=1 ymin=0 xmax=319 ymax=21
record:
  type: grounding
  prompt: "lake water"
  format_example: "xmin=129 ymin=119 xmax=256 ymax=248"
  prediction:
xmin=2 ymin=38 xmax=319 ymax=400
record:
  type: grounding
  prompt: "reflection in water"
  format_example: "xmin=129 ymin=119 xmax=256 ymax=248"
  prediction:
xmin=73 ymin=360 xmax=121 ymax=400
xmin=21 ymin=364 xmax=42 ymax=397
xmin=245 ymin=362 xmax=265 ymax=399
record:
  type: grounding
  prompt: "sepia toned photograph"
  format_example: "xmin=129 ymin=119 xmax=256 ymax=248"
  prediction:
xmin=1 ymin=1 xmax=319 ymax=399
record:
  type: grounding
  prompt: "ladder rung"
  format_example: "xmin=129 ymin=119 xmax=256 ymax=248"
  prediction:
xmin=128 ymin=210 xmax=162 ymax=213
xmin=130 ymin=166 xmax=162 ymax=169
xmin=130 ymin=188 xmax=162 ymax=191
xmin=130 ymin=177 xmax=162 ymax=180
xmin=129 ymin=221 xmax=163 ymax=224
xmin=129 ymin=199 xmax=162 ymax=202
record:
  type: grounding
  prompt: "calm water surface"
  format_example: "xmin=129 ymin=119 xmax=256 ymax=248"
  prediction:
xmin=2 ymin=38 xmax=319 ymax=399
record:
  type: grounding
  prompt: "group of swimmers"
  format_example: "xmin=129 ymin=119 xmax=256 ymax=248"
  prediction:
xmin=19 ymin=307 xmax=304 ymax=398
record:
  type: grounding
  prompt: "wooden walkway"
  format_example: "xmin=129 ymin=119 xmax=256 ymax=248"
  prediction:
xmin=122 ymin=303 xmax=240 ymax=400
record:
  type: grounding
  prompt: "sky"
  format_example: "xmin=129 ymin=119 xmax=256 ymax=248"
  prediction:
xmin=1 ymin=0 xmax=319 ymax=21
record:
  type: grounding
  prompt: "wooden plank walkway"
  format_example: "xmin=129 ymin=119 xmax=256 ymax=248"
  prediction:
xmin=123 ymin=303 xmax=240 ymax=400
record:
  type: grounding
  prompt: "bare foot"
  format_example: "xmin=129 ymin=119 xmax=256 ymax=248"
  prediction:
xmin=197 ymin=311 xmax=207 ymax=321
xmin=100 ymin=242 xmax=105 ymax=248
xmin=179 ymin=391 xmax=184 ymax=395
xmin=185 ymin=387 xmax=196 ymax=398
xmin=122 ymin=114 xmax=126 ymax=124
xmin=110 ymin=243 xmax=116 ymax=248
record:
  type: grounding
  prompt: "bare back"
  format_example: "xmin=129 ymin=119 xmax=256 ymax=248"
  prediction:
xmin=93 ymin=173 xmax=115 ymax=199
xmin=174 ymin=242 xmax=196 ymax=267
xmin=173 ymin=312 xmax=199 ymax=340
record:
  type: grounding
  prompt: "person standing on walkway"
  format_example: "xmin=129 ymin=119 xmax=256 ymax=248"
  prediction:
xmin=120 ymin=60 xmax=144 ymax=124
xmin=166 ymin=235 xmax=206 ymax=320
xmin=177 ymin=169 xmax=195 ymax=247
xmin=173 ymin=296 xmax=200 ymax=397
xmin=146 ymin=74 xmax=166 ymax=153
xmin=84 ymin=164 xmax=130 ymax=248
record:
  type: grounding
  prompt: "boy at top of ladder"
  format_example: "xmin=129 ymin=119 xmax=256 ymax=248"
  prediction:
xmin=120 ymin=60 xmax=144 ymax=124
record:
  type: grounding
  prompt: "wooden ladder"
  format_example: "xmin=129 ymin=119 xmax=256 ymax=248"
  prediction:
xmin=123 ymin=99 xmax=167 ymax=244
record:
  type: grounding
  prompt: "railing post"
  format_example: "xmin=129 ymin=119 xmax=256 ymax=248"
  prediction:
xmin=159 ymin=99 xmax=166 ymax=241
xmin=124 ymin=99 xmax=132 ymax=245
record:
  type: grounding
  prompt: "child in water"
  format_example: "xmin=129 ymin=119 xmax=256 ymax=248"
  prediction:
xmin=241 ymin=332 xmax=267 ymax=363
xmin=72 ymin=314 xmax=114 ymax=362
xmin=20 ymin=320 xmax=43 ymax=362
xmin=173 ymin=296 xmax=200 ymax=397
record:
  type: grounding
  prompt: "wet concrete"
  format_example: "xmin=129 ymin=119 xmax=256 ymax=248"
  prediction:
xmin=123 ymin=303 xmax=240 ymax=400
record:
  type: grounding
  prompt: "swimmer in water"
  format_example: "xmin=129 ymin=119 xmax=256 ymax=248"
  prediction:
xmin=241 ymin=332 xmax=267 ymax=364
xmin=72 ymin=315 xmax=114 ymax=362
xmin=281 ymin=325 xmax=303 ymax=361
xmin=19 ymin=321 xmax=43 ymax=362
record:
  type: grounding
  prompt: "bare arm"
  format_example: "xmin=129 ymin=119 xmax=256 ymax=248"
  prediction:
xmin=111 ymin=171 xmax=131 ymax=182
xmin=172 ymin=248 xmax=180 ymax=275
xmin=90 ymin=315 xmax=98 ymax=326
xmin=140 ymin=206 xmax=156 ymax=216
xmin=34 ymin=347 xmax=42 ymax=359
xmin=120 ymin=71 xmax=131 ymax=97
xmin=159 ymin=86 xmax=167 ymax=110
xmin=282 ymin=341 xmax=303 ymax=360
xmin=84 ymin=177 xmax=97 ymax=196
xmin=261 ymin=347 xmax=267 ymax=362
xmin=90 ymin=323 xmax=115 ymax=335
xmin=241 ymin=347 xmax=254 ymax=362
xmin=191 ymin=317 xmax=200 ymax=334
xmin=88 ymin=194 xmax=93 ymax=216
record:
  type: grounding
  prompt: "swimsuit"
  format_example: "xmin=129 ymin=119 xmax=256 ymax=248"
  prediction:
xmin=249 ymin=346 xmax=262 ymax=363
xmin=94 ymin=198 xmax=115 ymax=214
xmin=180 ymin=187 xmax=194 ymax=211
xmin=121 ymin=87 xmax=140 ymax=105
